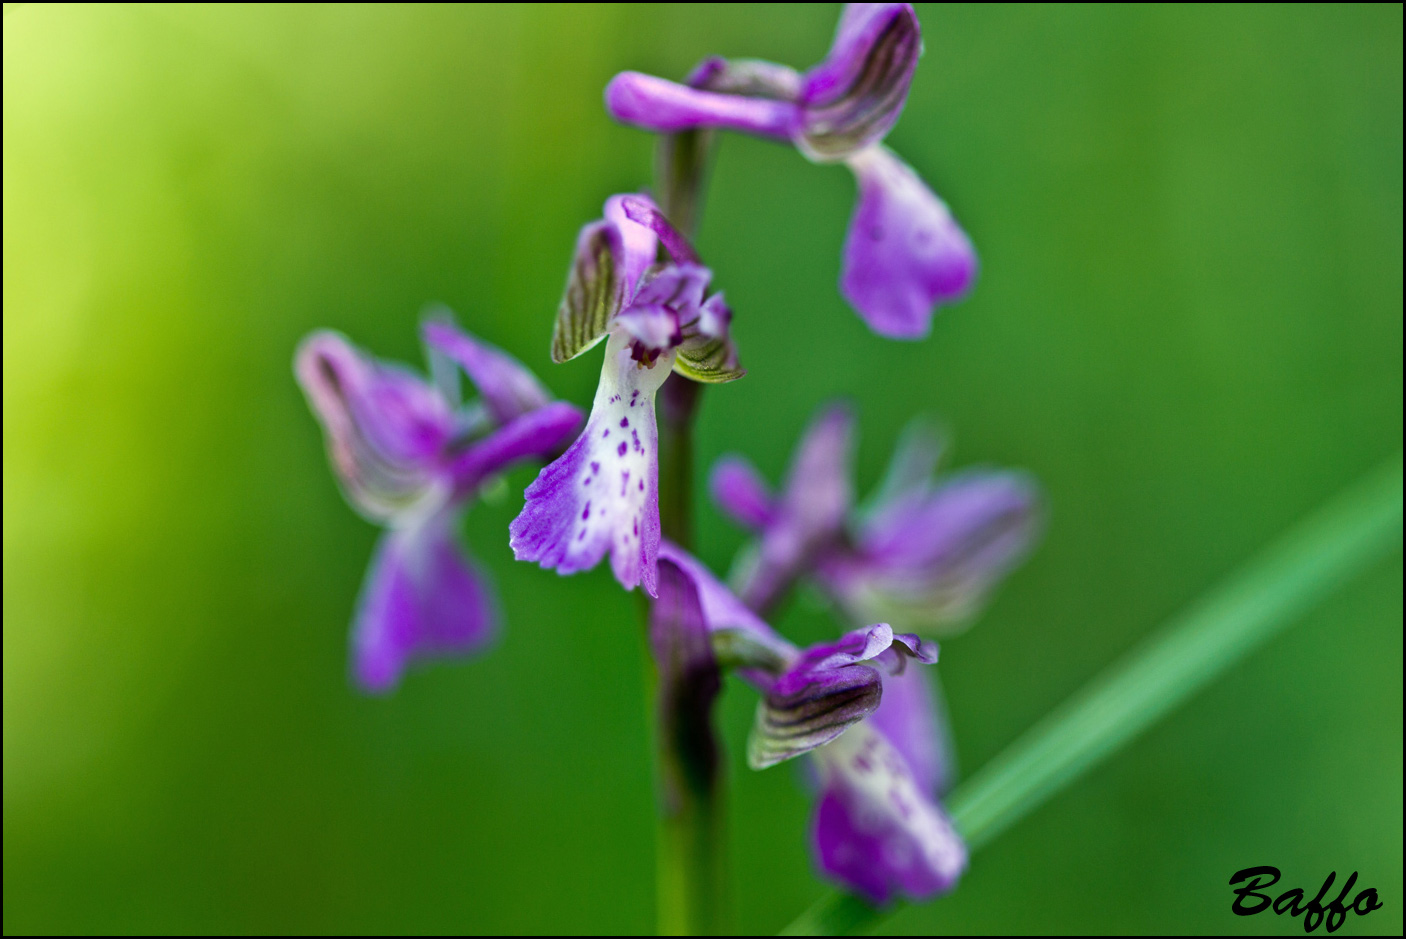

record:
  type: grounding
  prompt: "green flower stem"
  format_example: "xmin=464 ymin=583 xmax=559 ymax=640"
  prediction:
xmin=650 ymin=130 xmax=724 ymax=935
xmin=782 ymin=455 xmax=1403 ymax=936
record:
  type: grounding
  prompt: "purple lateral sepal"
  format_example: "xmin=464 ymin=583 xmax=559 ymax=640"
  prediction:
xmin=811 ymin=721 xmax=966 ymax=904
xmin=296 ymin=330 xmax=455 ymax=521
xmin=510 ymin=332 xmax=671 ymax=596
xmin=748 ymin=623 xmax=937 ymax=769
xmin=796 ymin=3 xmax=922 ymax=162
xmin=352 ymin=514 xmax=497 ymax=693
xmin=841 ymin=146 xmax=976 ymax=339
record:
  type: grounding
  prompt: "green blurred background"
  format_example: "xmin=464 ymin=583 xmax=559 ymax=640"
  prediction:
xmin=4 ymin=3 xmax=1401 ymax=934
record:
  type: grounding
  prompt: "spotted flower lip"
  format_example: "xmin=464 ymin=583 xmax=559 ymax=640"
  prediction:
xmin=295 ymin=324 xmax=582 ymax=691
xmin=603 ymin=3 xmax=976 ymax=339
xmin=714 ymin=409 xmax=1041 ymax=634
xmin=656 ymin=541 xmax=964 ymax=905
xmin=511 ymin=194 xmax=742 ymax=597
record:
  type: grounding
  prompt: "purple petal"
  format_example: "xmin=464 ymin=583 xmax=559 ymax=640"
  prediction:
xmin=620 ymin=195 xmax=701 ymax=266
xmin=787 ymin=623 xmax=896 ymax=676
xmin=445 ymin=401 xmax=583 ymax=495
xmin=628 ymin=263 xmax=711 ymax=318
xmin=422 ymin=321 xmax=551 ymax=426
xmin=867 ymin=664 xmax=954 ymax=795
xmin=735 ymin=403 xmax=856 ymax=612
xmin=696 ymin=291 xmax=732 ymax=339
xmin=603 ymin=194 xmax=662 ymax=296
xmin=841 ymin=146 xmax=977 ymax=339
xmin=605 ymin=71 xmax=800 ymax=139
xmin=781 ymin=403 xmax=856 ymax=534
xmin=295 ymin=331 xmax=452 ymax=521
xmin=709 ymin=457 xmax=777 ymax=531
xmin=509 ymin=332 xmax=671 ymax=596
xmin=798 ymin=4 xmax=923 ymax=161
xmin=811 ymin=722 xmax=966 ymax=904
xmin=613 ymin=304 xmax=683 ymax=352
xmin=657 ymin=542 xmax=784 ymax=644
xmin=351 ymin=514 xmax=496 ymax=693
xmin=827 ymin=469 xmax=1040 ymax=631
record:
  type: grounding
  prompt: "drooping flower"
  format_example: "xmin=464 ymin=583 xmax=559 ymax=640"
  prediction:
xmin=712 ymin=408 xmax=1041 ymax=635
xmin=657 ymin=542 xmax=966 ymax=905
xmin=510 ymin=194 xmax=742 ymax=597
xmin=295 ymin=322 xmax=582 ymax=691
xmin=605 ymin=3 xmax=976 ymax=339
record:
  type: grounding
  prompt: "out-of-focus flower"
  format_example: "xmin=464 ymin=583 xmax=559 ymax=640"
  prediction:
xmin=295 ymin=323 xmax=582 ymax=691
xmin=658 ymin=542 xmax=966 ymax=905
xmin=710 ymin=404 xmax=855 ymax=613
xmin=511 ymin=194 xmax=742 ymax=597
xmin=712 ymin=409 xmax=1040 ymax=635
xmin=605 ymin=3 xmax=976 ymax=339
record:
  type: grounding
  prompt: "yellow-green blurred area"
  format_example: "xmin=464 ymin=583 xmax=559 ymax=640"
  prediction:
xmin=4 ymin=3 xmax=1401 ymax=934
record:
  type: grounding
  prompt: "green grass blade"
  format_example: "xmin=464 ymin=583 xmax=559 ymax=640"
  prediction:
xmin=781 ymin=455 xmax=1403 ymax=936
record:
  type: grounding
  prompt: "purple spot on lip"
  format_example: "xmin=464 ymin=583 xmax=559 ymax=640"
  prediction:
xmin=590 ymin=461 xmax=600 ymax=473
xmin=633 ymin=519 xmax=638 ymax=535
xmin=631 ymin=429 xmax=642 ymax=453
xmin=617 ymin=441 xmax=628 ymax=457
xmin=577 ymin=530 xmax=585 ymax=541
xmin=603 ymin=429 xmax=610 ymax=438
xmin=581 ymin=501 xmax=591 ymax=520
xmin=621 ymin=471 xmax=630 ymax=495
xmin=619 ymin=417 xmax=629 ymax=428
xmin=638 ymin=479 xmax=644 ymax=491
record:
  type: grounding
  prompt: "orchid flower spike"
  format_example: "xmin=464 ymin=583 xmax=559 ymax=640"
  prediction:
xmin=712 ymin=408 xmax=1041 ymax=634
xmin=295 ymin=321 xmax=582 ymax=691
xmin=605 ymin=3 xmax=976 ymax=339
xmin=657 ymin=542 xmax=966 ymax=905
xmin=510 ymin=194 xmax=742 ymax=597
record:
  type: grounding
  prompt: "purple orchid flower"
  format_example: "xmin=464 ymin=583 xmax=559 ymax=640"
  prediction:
xmin=657 ymin=542 xmax=966 ymax=905
xmin=295 ymin=322 xmax=582 ymax=692
xmin=712 ymin=407 xmax=1041 ymax=635
xmin=510 ymin=194 xmax=742 ymax=597
xmin=605 ymin=3 xmax=976 ymax=339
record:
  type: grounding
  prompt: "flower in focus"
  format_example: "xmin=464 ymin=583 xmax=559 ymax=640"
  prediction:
xmin=658 ymin=542 xmax=966 ymax=905
xmin=510 ymin=194 xmax=742 ymax=597
xmin=712 ymin=408 xmax=1041 ymax=635
xmin=605 ymin=3 xmax=976 ymax=339
xmin=295 ymin=322 xmax=582 ymax=691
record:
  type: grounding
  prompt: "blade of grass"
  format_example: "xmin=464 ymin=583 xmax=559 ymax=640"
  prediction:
xmin=782 ymin=454 xmax=1403 ymax=935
